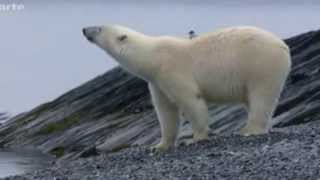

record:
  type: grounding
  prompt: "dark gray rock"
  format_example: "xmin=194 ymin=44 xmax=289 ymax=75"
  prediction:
xmin=1 ymin=29 xmax=320 ymax=162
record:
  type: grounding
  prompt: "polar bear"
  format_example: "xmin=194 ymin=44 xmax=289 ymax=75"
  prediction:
xmin=82 ymin=25 xmax=291 ymax=151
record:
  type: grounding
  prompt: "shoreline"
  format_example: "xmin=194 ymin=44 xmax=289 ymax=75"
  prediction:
xmin=0 ymin=148 xmax=54 ymax=178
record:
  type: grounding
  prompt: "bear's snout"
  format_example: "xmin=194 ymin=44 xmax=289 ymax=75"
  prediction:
xmin=82 ymin=26 xmax=102 ymax=42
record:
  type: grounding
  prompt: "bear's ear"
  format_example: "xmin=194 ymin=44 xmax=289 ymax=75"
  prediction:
xmin=117 ymin=35 xmax=128 ymax=42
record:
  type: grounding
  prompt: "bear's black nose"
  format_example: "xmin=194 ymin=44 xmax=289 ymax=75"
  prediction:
xmin=83 ymin=27 xmax=101 ymax=36
xmin=82 ymin=26 xmax=102 ymax=42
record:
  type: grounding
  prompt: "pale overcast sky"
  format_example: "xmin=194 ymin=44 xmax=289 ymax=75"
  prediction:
xmin=0 ymin=1 xmax=320 ymax=115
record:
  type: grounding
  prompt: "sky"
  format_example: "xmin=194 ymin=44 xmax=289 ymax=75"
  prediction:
xmin=0 ymin=1 xmax=320 ymax=115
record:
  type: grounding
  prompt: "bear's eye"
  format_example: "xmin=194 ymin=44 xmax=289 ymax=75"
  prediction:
xmin=117 ymin=35 xmax=128 ymax=42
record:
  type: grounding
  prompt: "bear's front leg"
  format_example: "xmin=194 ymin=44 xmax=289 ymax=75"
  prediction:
xmin=161 ymin=79 xmax=210 ymax=143
xmin=179 ymin=94 xmax=210 ymax=143
xmin=149 ymin=83 xmax=180 ymax=151
xmin=159 ymin=76 xmax=210 ymax=145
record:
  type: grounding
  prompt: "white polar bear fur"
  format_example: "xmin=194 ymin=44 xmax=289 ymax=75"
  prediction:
xmin=83 ymin=25 xmax=291 ymax=151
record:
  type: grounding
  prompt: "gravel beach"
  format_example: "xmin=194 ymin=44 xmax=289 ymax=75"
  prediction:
xmin=3 ymin=119 xmax=320 ymax=180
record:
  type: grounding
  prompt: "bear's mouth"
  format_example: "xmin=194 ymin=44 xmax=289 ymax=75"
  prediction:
xmin=86 ymin=36 xmax=95 ymax=43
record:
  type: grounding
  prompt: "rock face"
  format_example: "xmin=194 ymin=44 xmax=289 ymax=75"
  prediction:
xmin=0 ymin=112 xmax=10 ymax=124
xmin=1 ymin=29 xmax=320 ymax=160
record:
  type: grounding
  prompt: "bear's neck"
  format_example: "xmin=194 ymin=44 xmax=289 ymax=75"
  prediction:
xmin=117 ymin=36 xmax=159 ymax=82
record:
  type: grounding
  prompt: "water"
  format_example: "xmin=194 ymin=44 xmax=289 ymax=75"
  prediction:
xmin=0 ymin=149 xmax=52 ymax=178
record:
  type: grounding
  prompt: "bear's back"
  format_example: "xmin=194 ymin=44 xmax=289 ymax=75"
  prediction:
xmin=194 ymin=26 xmax=288 ymax=52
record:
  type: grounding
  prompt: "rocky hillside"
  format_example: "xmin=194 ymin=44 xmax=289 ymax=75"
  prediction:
xmin=1 ymin=29 xmax=320 ymax=161
xmin=0 ymin=112 xmax=10 ymax=124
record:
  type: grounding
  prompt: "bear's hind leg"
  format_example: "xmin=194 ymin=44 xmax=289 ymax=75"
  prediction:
xmin=149 ymin=83 xmax=180 ymax=151
xmin=240 ymin=85 xmax=281 ymax=135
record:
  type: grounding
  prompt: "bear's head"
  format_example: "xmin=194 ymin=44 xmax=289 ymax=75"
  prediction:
xmin=82 ymin=25 xmax=156 ymax=80
xmin=83 ymin=25 xmax=151 ymax=60
xmin=84 ymin=25 xmax=126 ymax=57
